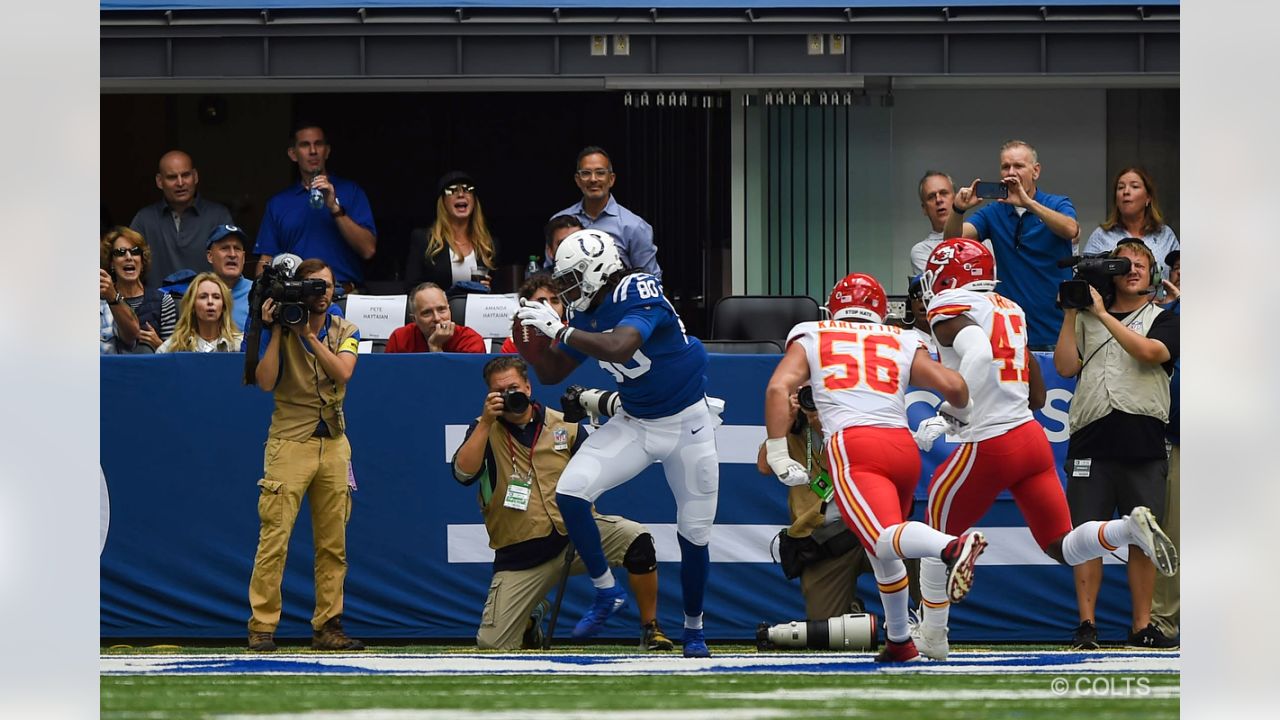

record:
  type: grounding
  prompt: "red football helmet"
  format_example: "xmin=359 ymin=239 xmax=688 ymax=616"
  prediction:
xmin=921 ymin=237 xmax=997 ymax=302
xmin=827 ymin=273 xmax=888 ymax=323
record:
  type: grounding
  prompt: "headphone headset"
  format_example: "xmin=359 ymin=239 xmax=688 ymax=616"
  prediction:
xmin=1114 ymin=238 xmax=1159 ymax=292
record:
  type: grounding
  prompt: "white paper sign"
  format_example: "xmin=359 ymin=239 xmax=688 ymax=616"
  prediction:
xmin=464 ymin=293 xmax=520 ymax=339
xmin=343 ymin=294 xmax=408 ymax=340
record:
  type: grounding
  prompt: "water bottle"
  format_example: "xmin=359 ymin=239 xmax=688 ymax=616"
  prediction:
xmin=527 ymin=255 xmax=540 ymax=277
xmin=307 ymin=182 xmax=325 ymax=210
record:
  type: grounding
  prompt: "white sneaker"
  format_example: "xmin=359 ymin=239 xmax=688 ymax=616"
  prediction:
xmin=1126 ymin=506 xmax=1179 ymax=577
xmin=908 ymin=609 xmax=950 ymax=661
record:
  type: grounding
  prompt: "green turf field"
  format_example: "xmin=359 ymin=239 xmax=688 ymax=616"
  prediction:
xmin=100 ymin=643 xmax=1179 ymax=719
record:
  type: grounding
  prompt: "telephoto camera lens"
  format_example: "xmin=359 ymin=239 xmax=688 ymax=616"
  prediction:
xmin=502 ymin=389 xmax=531 ymax=415
xmin=756 ymin=613 xmax=878 ymax=651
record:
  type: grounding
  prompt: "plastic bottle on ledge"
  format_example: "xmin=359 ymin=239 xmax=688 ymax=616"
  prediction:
xmin=527 ymin=255 xmax=540 ymax=278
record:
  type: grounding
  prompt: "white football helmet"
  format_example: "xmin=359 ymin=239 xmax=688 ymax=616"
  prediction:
xmin=553 ymin=229 xmax=623 ymax=311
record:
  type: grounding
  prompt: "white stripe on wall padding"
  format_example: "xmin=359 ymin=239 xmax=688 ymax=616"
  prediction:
xmin=446 ymin=524 xmax=1121 ymax=566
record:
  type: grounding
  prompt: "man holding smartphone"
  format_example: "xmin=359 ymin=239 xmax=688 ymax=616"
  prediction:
xmin=943 ymin=140 xmax=1079 ymax=350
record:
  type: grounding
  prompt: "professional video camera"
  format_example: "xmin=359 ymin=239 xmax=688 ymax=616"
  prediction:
xmin=559 ymin=384 xmax=620 ymax=425
xmin=254 ymin=253 xmax=329 ymax=328
xmin=242 ymin=253 xmax=327 ymax=384
xmin=1057 ymin=254 xmax=1131 ymax=310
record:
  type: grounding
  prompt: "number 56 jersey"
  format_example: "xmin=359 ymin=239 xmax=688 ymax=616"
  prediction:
xmin=926 ymin=289 xmax=1033 ymax=442
xmin=787 ymin=320 xmax=918 ymax=435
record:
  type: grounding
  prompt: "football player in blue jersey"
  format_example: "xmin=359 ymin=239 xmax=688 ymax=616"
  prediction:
xmin=515 ymin=228 xmax=720 ymax=658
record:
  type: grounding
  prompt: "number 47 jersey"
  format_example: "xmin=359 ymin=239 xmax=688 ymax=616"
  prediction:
xmin=926 ymin=288 xmax=1034 ymax=442
xmin=787 ymin=320 xmax=919 ymax=433
xmin=562 ymin=272 xmax=708 ymax=420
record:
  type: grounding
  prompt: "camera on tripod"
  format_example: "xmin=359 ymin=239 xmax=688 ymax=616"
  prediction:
xmin=1057 ymin=254 xmax=1131 ymax=310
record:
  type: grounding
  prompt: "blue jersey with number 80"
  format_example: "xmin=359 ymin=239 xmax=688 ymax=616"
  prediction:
xmin=561 ymin=273 xmax=708 ymax=419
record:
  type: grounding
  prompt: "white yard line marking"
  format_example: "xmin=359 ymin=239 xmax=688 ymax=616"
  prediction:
xmin=214 ymin=712 xmax=792 ymax=720
xmin=101 ymin=651 xmax=1180 ymax=677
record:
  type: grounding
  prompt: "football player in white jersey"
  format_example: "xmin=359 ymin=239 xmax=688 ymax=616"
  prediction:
xmin=910 ymin=238 xmax=1178 ymax=659
xmin=764 ymin=272 xmax=987 ymax=663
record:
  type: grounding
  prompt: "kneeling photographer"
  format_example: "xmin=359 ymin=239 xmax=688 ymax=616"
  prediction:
xmin=451 ymin=357 xmax=673 ymax=652
xmin=244 ymin=257 xmax=366 ymax=653
xmin=754 ymin=386 xmax=920 ymax=650
xmin=1053 ymin=238 xmax=1179 ymax=649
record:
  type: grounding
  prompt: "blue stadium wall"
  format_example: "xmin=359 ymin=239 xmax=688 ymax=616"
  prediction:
xmin=100 ymin=352 xmax=1147 ymax=643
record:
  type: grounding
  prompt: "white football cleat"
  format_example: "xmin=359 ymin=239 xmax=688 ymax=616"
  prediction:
xmin=1126 ymin=506 xmax=1179 ymax=577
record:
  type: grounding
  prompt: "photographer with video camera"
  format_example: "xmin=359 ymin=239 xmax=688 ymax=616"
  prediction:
xmin=1053 ymin=238 xmax=1179 ymax=649
xmin=244 ymin=256 xmax=366 ymax=653
xmin=451 ymin=357 xmax=673 ymax=651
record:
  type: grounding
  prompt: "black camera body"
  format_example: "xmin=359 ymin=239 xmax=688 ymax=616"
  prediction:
xmin=501 ymin=389 xmax=531 ymax=415
xmin=262 ymin=273 xmax=327 ymax=328
xmin=242 ymin=254 xmax=325 ymax=384
xmin=1058 ymin=254 xmax=1131 ymax=310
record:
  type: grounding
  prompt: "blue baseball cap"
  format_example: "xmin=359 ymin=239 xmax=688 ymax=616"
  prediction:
xmin=207 ymin=223 xmax=248 ymax=249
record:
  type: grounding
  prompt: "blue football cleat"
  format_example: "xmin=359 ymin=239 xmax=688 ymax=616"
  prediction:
xmin=571 ymin=585 xmax=628 ymax=639
xmin=682 ymin=627 xmax=711 ymax=658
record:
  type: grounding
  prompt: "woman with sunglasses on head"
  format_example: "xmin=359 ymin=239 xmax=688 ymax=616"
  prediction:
xmin=99 ymin=226 xmax=176 ymax=353
xmin=404 ymin=170 xmax=500 ymax=295
xmin=156 ymin=272 xmax=243 ymax=353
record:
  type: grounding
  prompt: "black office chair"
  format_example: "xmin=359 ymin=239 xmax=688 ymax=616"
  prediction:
xmin=710 ymin=295 xmax=822 ymax=344
xmin=449 ymin=297 xmax=467 ymax=325
xmin=701 ymin=339 xmax=783 ymax=354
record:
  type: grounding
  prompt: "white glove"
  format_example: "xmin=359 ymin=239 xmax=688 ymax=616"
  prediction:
xmin=516 ymin=297 xmax=563 ymax=340
xmin=912 ymin=415 xmax=950 ymax=452
xmin=938 ymin=399 xmax=974 ymax=434
xmin=765 ymin=437 xmax=809 ymax=487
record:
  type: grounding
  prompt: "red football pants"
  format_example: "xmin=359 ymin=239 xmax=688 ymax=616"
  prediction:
xmin=926 ymin=420 xmax=1072 ymax=550
xmin=825 ymin=426 xmax=921 ymax=557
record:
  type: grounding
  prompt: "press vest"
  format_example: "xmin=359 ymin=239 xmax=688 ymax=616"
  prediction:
xmin=479 ymin=408 xmax=581 ymax=550
xmin=1069 ymin=302 xmax=1170 ymax=433
xmin=268 ymin=315 xmax=360 ymax=441
xmin=786 ymin=429 xmax=831 ymax=538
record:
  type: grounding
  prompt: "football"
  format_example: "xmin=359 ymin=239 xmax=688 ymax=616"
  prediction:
xmin=511 ymin=313 xmax=553 ymax=364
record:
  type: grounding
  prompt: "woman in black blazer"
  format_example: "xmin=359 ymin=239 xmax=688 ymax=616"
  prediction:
xmin=404 ymin=170 xmax=499 ymax=294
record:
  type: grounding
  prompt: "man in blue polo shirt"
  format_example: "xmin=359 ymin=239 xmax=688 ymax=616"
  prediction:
xmin=944 ymin=140 xmax=1079 ymax=349
xmin=549 ymin=146 xmax=662 ymax=280
xmin=255 ymin=123 xmax=378 ymax=292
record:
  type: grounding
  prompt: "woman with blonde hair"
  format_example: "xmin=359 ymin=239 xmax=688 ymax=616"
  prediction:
xmin=157 ymin=272 xmax=243 ymax=353
xmin=1083 ymin=166 xmax=1180 ymax=278
xmin=100 ymin=226 xmax=176 ymax=353
xmin=403 ymin=170 xmax=500 ymax=294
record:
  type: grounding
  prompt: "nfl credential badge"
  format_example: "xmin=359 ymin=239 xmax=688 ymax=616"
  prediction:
xmin=553 ymin=427 xmax=570 ymax=450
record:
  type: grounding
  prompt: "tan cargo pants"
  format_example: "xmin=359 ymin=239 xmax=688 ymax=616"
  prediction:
xmin=247 ymin=433 xmax=352 ymax=633
xmin=477 ymin=514 xmax=643 ymax=650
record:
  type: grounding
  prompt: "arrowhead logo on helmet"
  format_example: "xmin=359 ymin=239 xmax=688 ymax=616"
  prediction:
xmin=827 ymin=272 xmax=888 ymax=324
xmin=921 ymin=238 xmax=997 ymax=303
xmin=552 ymin=229 xmax=624 ymax=311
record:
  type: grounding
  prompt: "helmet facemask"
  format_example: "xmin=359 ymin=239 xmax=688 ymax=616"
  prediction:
xmin=551 ymin=229 xmax=622 ymax=312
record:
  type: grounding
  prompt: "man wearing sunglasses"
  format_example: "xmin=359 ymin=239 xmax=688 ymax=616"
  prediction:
xmin=549 ymin=146 xmax=661 ymax=280
xmin=255 ymin=123 xmax=378 ymax=294
xmin=943 ymin=140 xmax=1079 ymax=350
xmin=129 ymin=150 xmax=234 ymax=292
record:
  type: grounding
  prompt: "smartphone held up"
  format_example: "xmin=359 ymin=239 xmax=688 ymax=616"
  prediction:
xmin=973 ymin=181 xmax=1009 ymax=200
